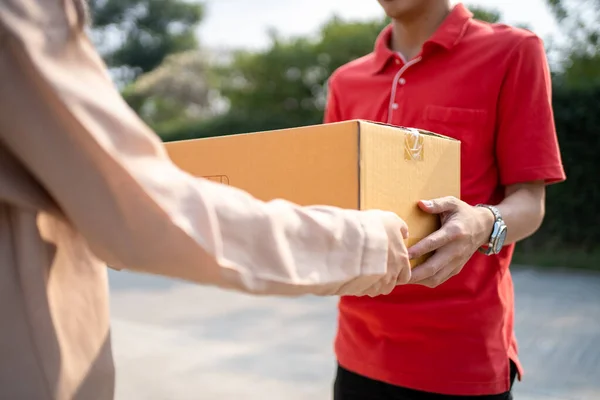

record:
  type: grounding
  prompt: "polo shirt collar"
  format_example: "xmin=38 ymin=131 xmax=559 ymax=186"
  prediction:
xmin=371 ymin=2 xmax=473 ymax=75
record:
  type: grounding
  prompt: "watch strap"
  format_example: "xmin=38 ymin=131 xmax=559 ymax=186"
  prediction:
xmin=475 ymin=204 xmax=503 ymax=255
xmin=476 ymin=204 xmax=502 ymax=222
xmin=478 ymin=244 xmax=494 ymax=255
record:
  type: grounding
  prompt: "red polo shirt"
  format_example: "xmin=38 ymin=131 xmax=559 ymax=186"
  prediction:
xmin=325 ymin=4 xmax=566 ymax=396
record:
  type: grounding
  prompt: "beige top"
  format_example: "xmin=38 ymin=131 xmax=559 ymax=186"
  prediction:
xmin=0 ymin=0 xmax=407 ymax=399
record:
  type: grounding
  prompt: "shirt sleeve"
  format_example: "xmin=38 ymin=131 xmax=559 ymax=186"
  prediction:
xmin=495 ymin=34 xmax=566 ymax=186
xmin=0 ymin=0 xmax=391 ymax=297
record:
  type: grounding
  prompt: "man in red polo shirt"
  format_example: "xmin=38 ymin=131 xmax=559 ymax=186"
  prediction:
xmin=324 ymin=1 xmax=566 ymax=399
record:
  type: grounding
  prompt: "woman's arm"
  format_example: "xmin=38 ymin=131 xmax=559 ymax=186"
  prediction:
xmin=0 ymin=0 xmax=411 ymax=297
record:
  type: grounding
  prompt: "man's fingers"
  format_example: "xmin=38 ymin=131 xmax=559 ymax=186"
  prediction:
xmin=408 ymin=228 xmax=452 ymax=260
xmin=408 ymin=249 xmax=452 ymax=284
xmin=413 ymin=264 xmax=458 ymax=288
xmin=419 ymin=196 xmax=459 ymax=214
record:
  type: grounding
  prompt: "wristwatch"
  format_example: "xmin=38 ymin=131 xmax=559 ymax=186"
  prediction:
xmin=475 ymin=204 xmax=507 ymax=255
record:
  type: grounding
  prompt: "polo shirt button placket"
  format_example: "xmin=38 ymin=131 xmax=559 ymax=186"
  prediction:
xmin=392 ymin=79 xmax=406 ymax=111
xmin=387 ymin=56 xmax=421 ymax=124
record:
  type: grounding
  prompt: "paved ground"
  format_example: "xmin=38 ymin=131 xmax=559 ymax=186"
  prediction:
xmin=108 ymin=267 xmax=600 ymax=400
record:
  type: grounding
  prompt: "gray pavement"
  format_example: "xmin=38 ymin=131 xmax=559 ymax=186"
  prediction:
xmin=108 ymin=267 xmax=600 ymax=400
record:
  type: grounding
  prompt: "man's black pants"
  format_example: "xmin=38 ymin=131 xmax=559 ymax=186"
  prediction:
xmin=334 ymin=361 xmax=518 ymax=400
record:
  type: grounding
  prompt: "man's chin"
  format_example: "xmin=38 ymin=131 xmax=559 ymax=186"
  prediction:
xmin=378 ymin=1 xmax=418 ymax=20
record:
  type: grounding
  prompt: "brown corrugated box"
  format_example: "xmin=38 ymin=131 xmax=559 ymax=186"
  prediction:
xmin=165 ymin=120 xmax=461 ymax=266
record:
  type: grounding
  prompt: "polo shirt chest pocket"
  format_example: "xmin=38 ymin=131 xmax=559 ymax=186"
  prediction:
xmin=418 ymin=105 xmax=490 ymax=164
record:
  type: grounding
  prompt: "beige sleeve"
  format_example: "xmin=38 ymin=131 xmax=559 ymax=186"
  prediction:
xmin=0 ymin=0 xmax=391 ymax=296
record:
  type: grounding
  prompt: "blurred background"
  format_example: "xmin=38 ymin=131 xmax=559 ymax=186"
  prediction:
xmin=87 ymin=0 xmax=600 ymax=399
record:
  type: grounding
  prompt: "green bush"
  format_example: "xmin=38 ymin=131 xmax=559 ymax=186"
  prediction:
xmin=157 ymin=111 xmax=322 ymax=142
xmin=518 ymin=84 xmax=600 ymax=252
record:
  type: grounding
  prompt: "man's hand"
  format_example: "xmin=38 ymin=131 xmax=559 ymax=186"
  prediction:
xmin=407 ymin=197 xmax=494 ymax=288
xmin=362 ymin=212 xmax=412 ymax=297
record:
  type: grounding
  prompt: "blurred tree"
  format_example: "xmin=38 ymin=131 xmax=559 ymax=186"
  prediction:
xmin=545 ymin=0 xmax=600 ymax=87
xmin=467 ymin=5 xmax=502 ymax=23
xmin=467 ymin=4 xmax=532 ymax=30
xmin=88 ymin=0 xmax=204 ymax=84
xmin=123 ymin=49 xmax=225 ymax=128
xmin=215 ymin=17 xmax=389 ymax=128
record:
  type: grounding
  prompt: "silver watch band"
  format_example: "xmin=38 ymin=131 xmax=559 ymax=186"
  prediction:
xmin=476 ymin=204 xmax=502 ymax=222
xmin=475 ymin=204 xmax=505 ymax=255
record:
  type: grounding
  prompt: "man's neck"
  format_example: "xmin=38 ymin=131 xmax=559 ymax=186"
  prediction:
xmin=390 ymin=1 xmax=452 ymax=61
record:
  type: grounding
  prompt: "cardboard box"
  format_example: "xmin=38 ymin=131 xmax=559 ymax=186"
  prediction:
xmin=165 ymin=120 xmax=461 ymax=266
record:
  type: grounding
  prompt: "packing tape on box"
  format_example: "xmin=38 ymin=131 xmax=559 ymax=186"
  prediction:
xmin=404 ymin=128 xmax=424 ymax=161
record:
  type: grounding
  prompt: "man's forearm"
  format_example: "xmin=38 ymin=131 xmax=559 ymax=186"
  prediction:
xmin=478 ymin=181 xmax=546 ymax=247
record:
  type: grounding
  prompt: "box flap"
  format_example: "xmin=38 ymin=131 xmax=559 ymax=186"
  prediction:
xmin=355 ymin=119 xmax=459 ymax=141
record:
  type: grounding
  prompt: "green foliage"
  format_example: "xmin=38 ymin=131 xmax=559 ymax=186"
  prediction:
xmin=467 ymin=4 xmax=502 ymax=23
xmin=468 ymin=4 xmax=532 ymax=30
xmin=158 ymin=109 xmax=320 ymax=143
xmin=123 ymin=50 xmax=219 ymax=126
xmin=545 ymin=0 xmax=600 ymax=87
xmin=88 ymin=0 xmax=204 ymax=82
xmin=559 ymin=52 xmax=600 ymax=88
xmin=214 ymin=17 xmax=388 ymax=126
xmin=518 ymin=84 xmax=600 ymax=252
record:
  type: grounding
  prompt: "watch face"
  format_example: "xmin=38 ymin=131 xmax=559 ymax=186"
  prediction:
xmin=494 ymin=226 xmax=508 ymax=254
